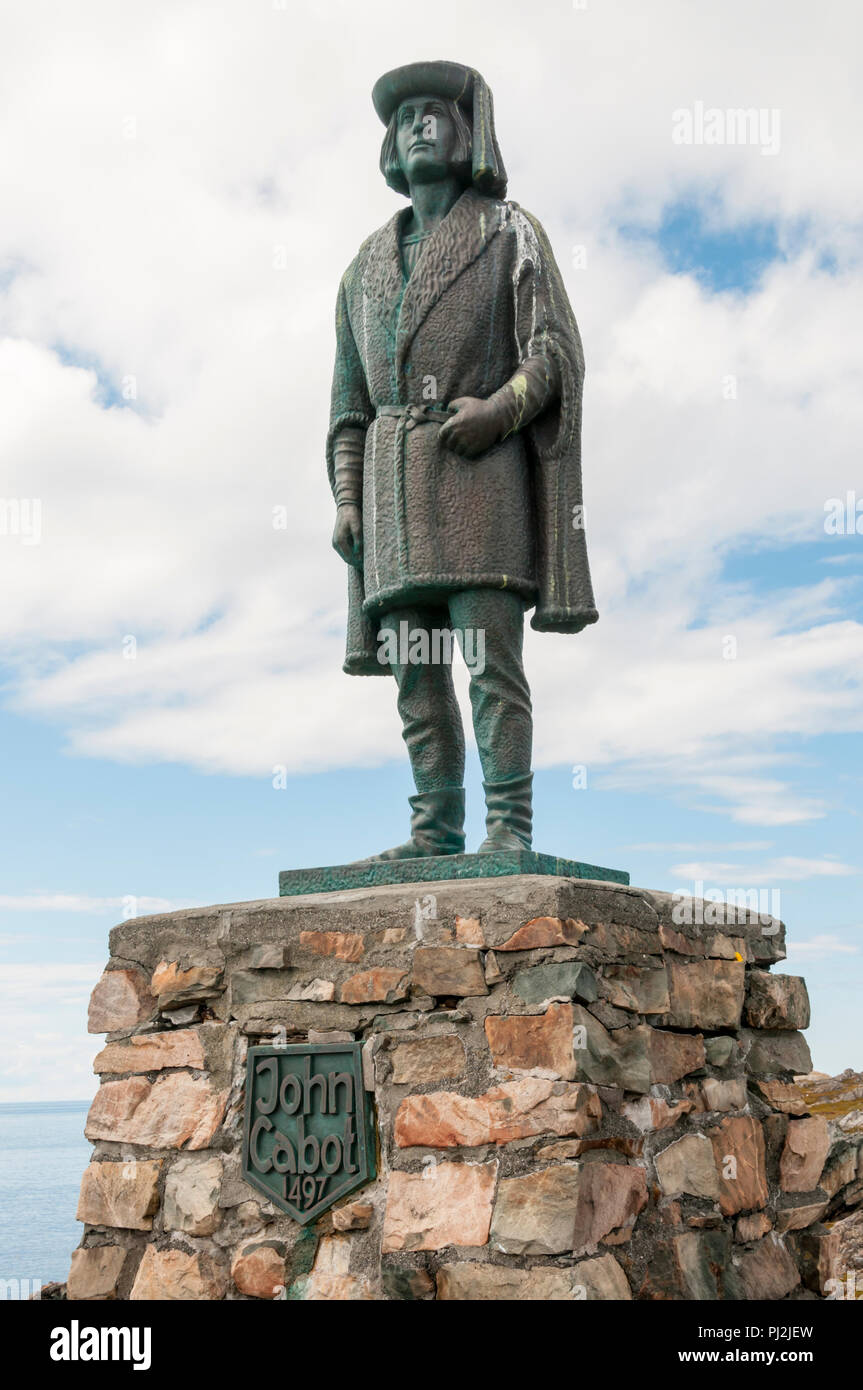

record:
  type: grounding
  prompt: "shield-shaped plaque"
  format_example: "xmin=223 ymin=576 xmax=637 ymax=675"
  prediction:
xmin=242 ymin=1043 xmax=376 ymax=1223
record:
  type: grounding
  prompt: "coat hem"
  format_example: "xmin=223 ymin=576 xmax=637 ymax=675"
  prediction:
xmin=531 ymin=606 xmax=599 ymax=634
xmin=343 ymin=652 xmax=393 ymax=677
xmin=362 ymin=573 xmax=539 ymax=617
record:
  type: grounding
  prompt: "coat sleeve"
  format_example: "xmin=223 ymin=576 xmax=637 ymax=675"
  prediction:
xmin=326 ymin=268 xmax=374 ymax=496
xmin=510 ymin=207 xmax=599 ymax=635
xmin=326 ymin=267 xmax=389 ymax=677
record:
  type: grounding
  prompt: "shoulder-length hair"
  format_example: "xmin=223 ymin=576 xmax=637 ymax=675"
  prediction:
xmin=379 ymin=97 xmax=473 ymax=196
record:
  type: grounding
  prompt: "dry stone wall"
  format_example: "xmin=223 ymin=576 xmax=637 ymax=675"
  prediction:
xmin=68 ymin=876 xmax=862 ymax=1301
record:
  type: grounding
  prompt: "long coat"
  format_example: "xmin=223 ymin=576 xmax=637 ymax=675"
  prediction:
xmin=327 ymin=187 xmax=598 ymax=675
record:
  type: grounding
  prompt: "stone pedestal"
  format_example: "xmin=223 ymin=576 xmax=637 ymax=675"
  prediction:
xmin=68 ymin=875 xmax=860 ymax=1301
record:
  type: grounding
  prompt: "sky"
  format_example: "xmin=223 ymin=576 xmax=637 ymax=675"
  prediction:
xmin=0 ymin=0 xmax=861 ymax=1102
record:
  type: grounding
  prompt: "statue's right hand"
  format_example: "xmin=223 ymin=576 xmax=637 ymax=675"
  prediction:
xmin=332 ymin=505 xmax=364 ymax=569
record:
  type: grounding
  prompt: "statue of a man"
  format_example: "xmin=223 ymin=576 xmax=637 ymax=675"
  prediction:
xmin=328 ymin=60 xmax=598 ymax=861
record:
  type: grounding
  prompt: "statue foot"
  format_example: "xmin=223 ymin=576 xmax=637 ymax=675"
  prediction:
xmin=354 ymin=787 xmax=466 ymax=864
xmin=478 ymin=774 xmax=533 ymax=853
xmin=477 ymin=827 xmax=531 ymax=853
xmin=363 ymin=839 xmax=459 ymax=863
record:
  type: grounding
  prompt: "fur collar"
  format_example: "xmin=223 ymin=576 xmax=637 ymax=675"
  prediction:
xmin=360 ymin=189 xmax=508 ymax=369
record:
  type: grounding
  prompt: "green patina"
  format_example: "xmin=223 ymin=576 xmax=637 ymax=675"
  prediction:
xmin=325 ymin=60 xmax=605 ymax=868
xmin=242 ymin=1043 xmax=376 ymax=1224
xmin=279 ymin=849 xmax=628 ymax=897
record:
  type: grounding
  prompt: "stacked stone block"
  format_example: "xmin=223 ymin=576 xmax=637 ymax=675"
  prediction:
xmin=67 ymin=877 xmax=862 ymax=1300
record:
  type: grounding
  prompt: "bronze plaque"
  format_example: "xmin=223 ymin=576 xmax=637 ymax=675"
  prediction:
xmin=242 ymin=1043 xmax=375 ymax=1223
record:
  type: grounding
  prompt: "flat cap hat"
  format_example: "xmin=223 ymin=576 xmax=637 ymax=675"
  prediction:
xmin=372 ymin=60 xmax=475 ymax=124
xmin=372 ymin=59 xmax=507 ymax=198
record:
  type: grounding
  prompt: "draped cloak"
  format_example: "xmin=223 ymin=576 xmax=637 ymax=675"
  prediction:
xmin=326 ymin=187 xmax=599 ymax=675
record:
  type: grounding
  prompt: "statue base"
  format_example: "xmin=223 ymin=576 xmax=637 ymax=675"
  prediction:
xmin=68 ymin=873 xmax=854 ymax=1303
xmin=278 ymin=850 xmax=629 ymax=897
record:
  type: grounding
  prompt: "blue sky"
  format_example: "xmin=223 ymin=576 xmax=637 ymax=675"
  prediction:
xmin=1 ymin=0 xmax=861 ymax=1099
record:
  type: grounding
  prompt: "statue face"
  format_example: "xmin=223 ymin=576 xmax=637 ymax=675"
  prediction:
xmin=394 ymin=94 xmax=460 ymax=184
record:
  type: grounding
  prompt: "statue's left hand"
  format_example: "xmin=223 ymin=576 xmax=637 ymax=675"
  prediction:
xmin=439 ymin=397 xmax=502 ymax=459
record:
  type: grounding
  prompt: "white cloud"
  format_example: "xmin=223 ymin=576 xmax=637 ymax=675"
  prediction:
xmin=0 ymin=963 xmax=99 ymax=997
xmin=625 ymin=841 xmax=774 ymax=853
xmin=0 ymin=0 xmax=862 ymax=828
xmin=785 ymin=934 xmax=861 ymax=957
xmin=0 ymin=964 xmax=103 ymax=1102
xmin=0 ymin=894 xmax=195 ymax=914
xmin=670 ymin=857 xmax=858 ymax=882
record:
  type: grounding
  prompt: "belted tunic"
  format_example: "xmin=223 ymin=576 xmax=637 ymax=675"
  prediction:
xmin=326 ymin=187 xmax=599 ymax=675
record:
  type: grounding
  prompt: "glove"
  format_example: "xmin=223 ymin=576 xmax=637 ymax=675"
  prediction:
xmin=439 ymin=354 xmax=561 ymax=459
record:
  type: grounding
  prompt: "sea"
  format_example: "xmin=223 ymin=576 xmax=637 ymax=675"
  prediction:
xmin=0 ymin=1101 xmax=91 ymax=1297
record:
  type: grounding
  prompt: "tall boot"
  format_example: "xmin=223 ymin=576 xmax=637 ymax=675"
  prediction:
xmin=477 ymin=772 xmax=533 ymax=852
xmin=360 ymin=787 xmax=466 ymax=862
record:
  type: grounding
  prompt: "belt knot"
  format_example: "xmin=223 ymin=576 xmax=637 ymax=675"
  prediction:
xmin=377 ymin=403 xmax=453 ymax=430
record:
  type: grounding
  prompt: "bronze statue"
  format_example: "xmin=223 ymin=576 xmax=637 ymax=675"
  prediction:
xmin=328 ymin=61 xmax=597 ymax=862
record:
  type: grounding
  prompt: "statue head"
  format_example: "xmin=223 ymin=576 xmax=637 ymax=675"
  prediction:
xmin=381 ymin=94 xmax=473 ymax=192
xmin=373 ymin=60 xmax=507 ymax=200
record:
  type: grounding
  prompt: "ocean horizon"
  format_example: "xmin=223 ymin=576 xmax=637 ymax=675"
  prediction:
xmin=0 ymin=1100 xmax=91 ymax=1296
